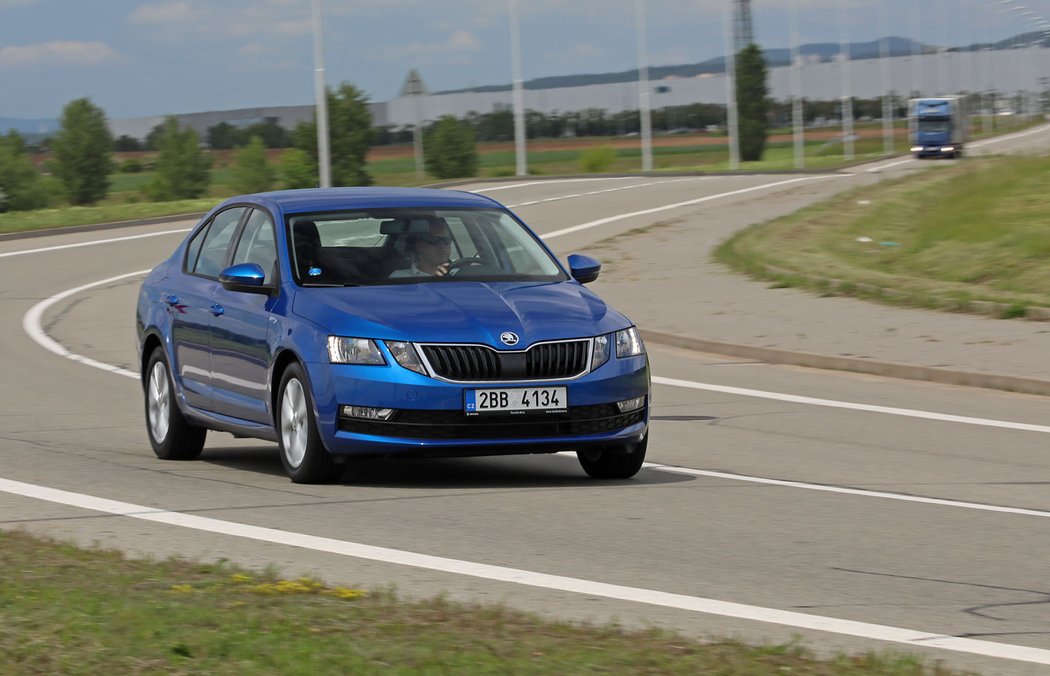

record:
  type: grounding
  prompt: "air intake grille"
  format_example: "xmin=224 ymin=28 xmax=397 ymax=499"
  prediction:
xmin=421 ymin=340 xmax=589 ymax=382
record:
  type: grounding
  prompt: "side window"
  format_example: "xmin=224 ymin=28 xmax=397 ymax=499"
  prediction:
xmin=192 ymin=207 xmax=246 ymax=278
xmin=184 ymin=223 xmax=209 ymax=273
xmin=232 ymin=209 xmax=278 ymax=284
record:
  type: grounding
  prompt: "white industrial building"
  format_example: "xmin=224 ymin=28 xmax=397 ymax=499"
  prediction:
xmin=110 ymin=47 xmax=1050 ymax=140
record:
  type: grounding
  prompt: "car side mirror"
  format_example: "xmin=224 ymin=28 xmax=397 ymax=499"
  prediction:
xmin=220 ymin=263 xmax=271 ymax=294
xmin=567 ymin=254 xmax=601 ymax=284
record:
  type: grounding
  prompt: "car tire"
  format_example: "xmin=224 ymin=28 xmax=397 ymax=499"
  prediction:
xmin=277 ymin=363 xmax=341 ymax=484
xmin=144 ymin=347 xmax=206 ymax=460
xmin=576 ymin=432 xmax=648 ymax=479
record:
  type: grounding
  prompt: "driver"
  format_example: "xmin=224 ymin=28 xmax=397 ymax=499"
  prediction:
xmin=390 ymin=220 xmax=452 ymax=277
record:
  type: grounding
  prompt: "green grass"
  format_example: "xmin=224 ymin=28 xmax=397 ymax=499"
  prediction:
xmin=0 ymin=530 xmax=968 ymax=675
xmin=0 ymin=118 xmax=1037 ymax=236
xmin=715 ymin=153 xmax=1050 ymax=317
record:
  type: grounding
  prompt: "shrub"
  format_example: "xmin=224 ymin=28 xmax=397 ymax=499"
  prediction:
xmin=231 ymin=136 xmax=276 ymax=194
xmin=579 ymin=146 xmax=616 ymax=173
xmin=425 ymin=116 xmax=478 ymax=179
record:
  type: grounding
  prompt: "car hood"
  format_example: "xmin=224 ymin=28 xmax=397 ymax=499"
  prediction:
xmin=291 ymin=280 xmax=632 ymax=346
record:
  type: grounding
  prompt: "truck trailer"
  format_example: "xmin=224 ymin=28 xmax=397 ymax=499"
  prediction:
xmin=908 ymin=97 xmax=968 ymax=159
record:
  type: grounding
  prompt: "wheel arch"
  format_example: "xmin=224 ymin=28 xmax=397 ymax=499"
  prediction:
xmin=140 ymin=331 xmax=166 ymax=387
xmin=270 ymin=348 xmax=304 ymax=421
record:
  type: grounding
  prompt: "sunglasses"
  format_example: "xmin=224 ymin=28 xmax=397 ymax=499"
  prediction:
xmin=421 ymin=235 xmax=452 ymax=245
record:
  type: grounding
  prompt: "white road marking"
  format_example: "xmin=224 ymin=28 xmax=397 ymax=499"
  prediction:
xmin=468 ymin=177 xmax=637 ymax=192
xmin=652 ymin=376 xmax=1050 ymax=435
xmin=860 ymin=123 xmax=1050 ymax=174
xmin=505 ymin=177 xmax=703 ymax=208
xmin=543 ymin=175 xmax=842 ymax=239
xmin=645 ymin=462 xmax=1050 ymax=518
xmin=0 ymin=474 xmax=1048 ymax=666
xmin=22 ymin=270 xmax=147 ymax=380
xmin=969 ymin=123 xmax=1050 ymax=148
xmin=865 ymin=158 xmax=915 ymax=173
xmin=0 ymin=228 xmax=191 ymax=258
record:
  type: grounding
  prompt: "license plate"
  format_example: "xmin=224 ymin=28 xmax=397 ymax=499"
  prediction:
xmin=465 ymin=387 xmax=568 ymax=415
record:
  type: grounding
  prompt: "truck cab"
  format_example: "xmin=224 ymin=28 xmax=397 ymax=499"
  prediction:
xmin=909 ymin=97 xmax=968 ymax=159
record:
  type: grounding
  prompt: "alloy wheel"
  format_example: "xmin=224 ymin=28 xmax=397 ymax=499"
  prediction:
xmin=147 ymin=361 xmax=170 ymax=443
xmin=281 ymin=378 xmax=308 ymax=468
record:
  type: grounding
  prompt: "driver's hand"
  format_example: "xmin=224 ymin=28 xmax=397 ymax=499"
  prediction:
xmin=434 ymin=261 xmax=450 ymax=277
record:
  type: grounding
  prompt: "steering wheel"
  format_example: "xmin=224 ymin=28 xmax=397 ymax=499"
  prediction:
xmin=446 ymin=257 xmax=490 ymax=274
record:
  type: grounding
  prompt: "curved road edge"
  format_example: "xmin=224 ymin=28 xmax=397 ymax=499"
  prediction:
xmin=641 ymin=329 xmax=1050 ymax=397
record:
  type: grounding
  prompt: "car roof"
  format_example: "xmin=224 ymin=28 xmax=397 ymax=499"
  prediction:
xmin=221 ymin=187 xmax=501 ymax=215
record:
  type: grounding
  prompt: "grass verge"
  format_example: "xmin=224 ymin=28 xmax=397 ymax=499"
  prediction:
xmin=0 ymin=529 xmax=968 ymax=674
xmin=715 ymin=153 xmax=1050 ymax=320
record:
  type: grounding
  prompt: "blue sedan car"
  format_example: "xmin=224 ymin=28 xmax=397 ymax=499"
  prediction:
xmin=136 ymin=188 xmax=650 ymax=483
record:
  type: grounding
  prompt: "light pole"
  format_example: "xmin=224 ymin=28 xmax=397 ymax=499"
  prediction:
xmin=509 ymin=0 xmax=527 ymax=176
xmin=311 ymin=0 xmax=331 ymax=188
xmin=722 ymin=0 xmax=740 ymax=169
xmin=879 ymin=0 xmax=894 ymax=155
xmin=838 ymin=0 xmax=853 ymax=160
xmin=911 ymin=4 xmax=923 ymax=97
xmin=790 ymin=0 xmax=804 ymax=168
xmin=635 ymin=0 xmax=653 ymax=172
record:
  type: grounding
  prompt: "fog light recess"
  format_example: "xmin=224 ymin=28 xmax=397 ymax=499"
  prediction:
xmin=615 ymin=396 xmax=645 ymax=413
xmin=342 ymin=405 xmax=395 ymax=421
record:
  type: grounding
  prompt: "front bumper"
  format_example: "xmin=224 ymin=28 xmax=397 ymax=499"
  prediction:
xmin=303 ymin=352 xmax=651 ymax=457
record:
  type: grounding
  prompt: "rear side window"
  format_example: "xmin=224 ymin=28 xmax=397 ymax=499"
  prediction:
xmin=187 ymin=207 xmax=246 ymax=278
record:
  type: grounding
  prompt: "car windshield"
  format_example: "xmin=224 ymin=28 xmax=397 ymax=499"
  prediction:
xmin=286 ymin=207 xmax=567 ymax=286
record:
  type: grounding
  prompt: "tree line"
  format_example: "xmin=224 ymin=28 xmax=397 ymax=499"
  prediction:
xmin=6 ymin=44 xmax=903 ymax=213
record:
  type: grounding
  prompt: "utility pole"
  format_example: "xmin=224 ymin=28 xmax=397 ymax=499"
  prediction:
xmin=311 ymin=0 xmax=331 ymax=188
xmin=636 ymin=0 xmax=653 ymax=172
xmin=723 ymin=0 xmax=740 ymax=169
xmin=509 ymin=0 xmax=527 ymax=177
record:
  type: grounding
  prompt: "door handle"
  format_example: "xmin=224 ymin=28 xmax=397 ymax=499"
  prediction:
xmin=209 ymin=304 xmax=225 ymax=317
xmin=164 ymin=294 xmax=179 ymax=306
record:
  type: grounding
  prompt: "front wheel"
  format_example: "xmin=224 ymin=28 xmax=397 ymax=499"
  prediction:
xmin=577 ymin=433 xmax=648 ymax=479
xmin=144 ymin=347 xmax=206 ymax=460
xmin=277 ymin=363 xmax=341 ymax=484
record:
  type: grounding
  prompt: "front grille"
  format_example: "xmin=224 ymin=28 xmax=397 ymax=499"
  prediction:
xmin=421 ymin=340 xmax=589 ymax=382
xmin=339 ymin=403 xmax=645 ymax=440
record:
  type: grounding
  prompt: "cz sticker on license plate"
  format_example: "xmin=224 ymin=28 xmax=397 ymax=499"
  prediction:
xmin=464 ymin=386 xmax=568 ymax=415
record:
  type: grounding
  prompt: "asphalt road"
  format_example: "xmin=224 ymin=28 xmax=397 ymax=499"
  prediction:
xmin=3 ymin=129 xmax=1050 ymax=674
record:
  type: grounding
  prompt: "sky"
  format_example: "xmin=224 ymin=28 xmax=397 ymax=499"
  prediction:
xmin=0 ymin=0 xmax=1043 ymax=121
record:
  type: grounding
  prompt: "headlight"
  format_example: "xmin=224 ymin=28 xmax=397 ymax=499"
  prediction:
xmin=327 ymin=336 xmax=385 ymax=365
xmin=615 ymin=327 xmax=645 ymax=358
xmin=591 ymin=334 xmax=610 ymax=370
xmin=384 ymin=340 xmax=427 ymax=375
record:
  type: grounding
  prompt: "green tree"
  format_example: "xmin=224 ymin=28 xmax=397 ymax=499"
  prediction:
xmin=145 ymin=117 xmax=212 ymax=201
xmin=280 ymin=148 xmax=317 ymax=189
xmin=51 ymin=97 xmax=114 ymax=205
xmin=113 ymin=135 xmax=141 ymax=152
xmin=207 ymin=122 xmax=243 ymax=150
xmin=243 ymin=120 xmax=291 ymax=148
xmin=294 ymin=82 xmax=374 ymax=186
xmin=0 ymin=132 xmax=49 ymax=211
xmin=230 ymin=136 xmax=275 ymax=194
xmin=144 ymin=123 xmax=167 ymax=151
xmin=735 ymin=44 xmax=770 ymax=162
xmin=424 ymin=115 xmax=478 ymax=179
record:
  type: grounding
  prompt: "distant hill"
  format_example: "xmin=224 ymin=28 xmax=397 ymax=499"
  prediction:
xmin=436 ymin=33 xmax=1046 ymax=95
